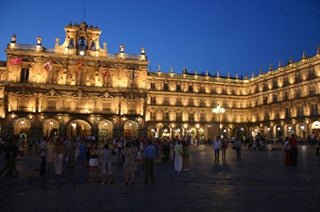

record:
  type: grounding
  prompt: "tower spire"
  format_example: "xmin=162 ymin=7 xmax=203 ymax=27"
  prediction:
xmin=302 ymin=50 xmax=306 ymax=59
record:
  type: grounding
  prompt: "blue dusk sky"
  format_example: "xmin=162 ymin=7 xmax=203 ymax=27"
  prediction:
xmin=1 ymin=0 xmax=320 ymax=77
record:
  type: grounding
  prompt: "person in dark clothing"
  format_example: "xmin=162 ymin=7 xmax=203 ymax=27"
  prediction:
xmin=143 ymin=140 xmax=156 ymax=183
xmin=39 ymin=137 xmax=47 ymax=176
xmin=289 ymin=134 xmax=298 ymax=166
xmin=3 ymin=139 xmax=18 ymax=177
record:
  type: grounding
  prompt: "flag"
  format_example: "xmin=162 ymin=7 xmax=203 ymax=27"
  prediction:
xmin=103 ymin=68 xmax=110 ymax=78
xmin=76 ymin=60 xmax=83 ymax=70
xmin=44 ymin=61 xmax=53 ymax=71
xmin=9 ymin=58 xmax=22 ymax=66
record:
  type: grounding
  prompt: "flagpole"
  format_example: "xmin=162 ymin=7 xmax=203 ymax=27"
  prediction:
xmin=83 ymin=0 xmax=86 ymax=22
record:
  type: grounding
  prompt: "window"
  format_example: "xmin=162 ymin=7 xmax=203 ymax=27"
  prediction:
xmin=264 ymin=96 xmax=268 ymax=104
xmin=164 ymin=83 xmax=169 ymax=91
xmin=200 ymin=99 xmax=206 ymax=107
xmin=283 ymin=92 xmax=289 ymax=101
xmin=164 ymin=111 xmax=170 ymax=121
xmin=284 ymin=77 xmax=289 ymax=86
xmin=151 ymin=82 xmax=155 ymax=90
xmin=188 ymin=113 xmax=194 ymax=122
xmin=128 ymin=104 xmax=136 ymax=114
xmin=163 ymin=97 xmax=169 ymax=105
xmin=47 ymin=100 xmax=56 ymax=111
xmin=150 ymin=112 xmax=155 ymax=120
xmin=273 ymin=94 xmax=278 ymax=102
xmin=103 ymin=102 xmax=112 ymax=113
xmin=297 ymin=106 xmax=304 ymax=117
xmin=17 ymin=98 xmax=28 ymax=110
xmin=176 ymin=112 xmax=182 ymax=122
xmin=150 ymin=97 xmax=156 ymax=104
xmin=176 ymin=98 xmax=182 ymax=106
xmin=310 ymin=86 xmax=316 ymax=96
xmin=311 ymin=104 xmax=318 ymax=116
xmin=200 ymin=113 xmax=206 ymax=122
xmin=199 ymin=86 xmax=205 ymax=93
xmin=176 ymin=84 xmax=181 ymax=91
xmin=188 ymin=85 xmax=193 ymax=92
xmin=285 ymin=108 xmax=291 ymax=118
xmin=273 ymin=79 xmax=278 ymax=88
xmin=295 ymin=89 xmax=301 ymax=98
xmin=264 ymin=111 xmax=270 ymax=120
xmin=189 ymin=98 xmax=194 ymax=106
xmin=309 ymin=69 xmax=315 ymax=79
xmin=20 ymin=68 xmax=29 ymax=82
xmin=296 ymin=73 xmax=301 ymax=83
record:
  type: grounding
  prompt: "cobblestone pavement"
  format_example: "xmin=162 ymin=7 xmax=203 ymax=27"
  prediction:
xmin=0 ymin=144 xmax=320 ymax=212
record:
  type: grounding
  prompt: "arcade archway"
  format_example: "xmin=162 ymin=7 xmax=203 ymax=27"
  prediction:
xmin=124 ymin=120 xmax=139 ymax=138
xmin=43 ymin=119 xmax=60 ymax=138
xmin=67 ymin=119 xmax=92 ymax=138
xmin=98 ymin=120 xmax=113 ymax=142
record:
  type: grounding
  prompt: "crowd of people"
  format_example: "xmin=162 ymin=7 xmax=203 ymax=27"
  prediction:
xmin=0 ymin=133 xmax=316 ymax=182
xmin=0 ymin=135 xmax=194 ymax=184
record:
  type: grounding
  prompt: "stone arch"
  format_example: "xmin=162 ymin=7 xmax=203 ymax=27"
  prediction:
xmin=98 ymin=119 xmax=113 ymax=142
xmin=67 ymin=119 xmax=92 ymax=138
xmin=43 ymin=118 xmax=60 ymax=138
xmin=124 ymin=120 xmax=139 ymax=138
xmin=13 ymin=118 xmax=31 ymax=136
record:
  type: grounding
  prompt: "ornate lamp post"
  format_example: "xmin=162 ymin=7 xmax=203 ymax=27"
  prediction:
xmin=213 ymin=104 xmax=225 ymax=138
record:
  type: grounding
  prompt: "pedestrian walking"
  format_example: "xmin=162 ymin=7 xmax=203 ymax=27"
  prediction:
xmin=88 ymin=142 xmax=100 ymax=183
xmin=78 ymin=139 xmax=86 ymax=168
xmin=182 ymin=139 xmax=190 ymax=171
xmin=39 ymin=137 xmax=47 ymax=176
xmin=234 ymin=137 xmax=241 ymax=161
xmin=66 ymin=138 xmax=76 ymax=169
xmin=54 ymin=138 xmax=65 ymax=176
xmin=143 ymin=139 xmax=156 ymax=183
xmin=122 ymin=142 xmax=137 ymax=185
xmin=101 ymin=143 xmax=114 ymax=184
xmin=2 ymin=138 xmax=18 ymax=177
xmin=282 ymin=137 xmax=291 ymax=166
xmin=221 ymin=138 xmax=228 ymax=165
xmin=213 ymin=136 xmax=221 ymax=163
xmin=173 ymin=139 xmax=183 ymax=172
xmin=289 ymin=134 xmax=298 ymax=166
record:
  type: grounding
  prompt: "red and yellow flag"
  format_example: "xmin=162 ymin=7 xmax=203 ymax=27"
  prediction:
xmin=103 ymin=68 xmax=110 ymax=78
xmin=44 ymin=61 xmax=53 ymax=71
xmin=9 ymin=58 xmax=22 ymax=66
xmin=76 ymin=60 xmax=83 ymax=70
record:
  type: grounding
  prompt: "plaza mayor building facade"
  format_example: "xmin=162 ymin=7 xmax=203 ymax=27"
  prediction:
xmin=0 ymin=22 xmax=319 ymax=142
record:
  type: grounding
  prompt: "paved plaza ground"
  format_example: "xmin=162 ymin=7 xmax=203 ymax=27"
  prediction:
xmin=0 ymin=143 xmax=320 ymax=212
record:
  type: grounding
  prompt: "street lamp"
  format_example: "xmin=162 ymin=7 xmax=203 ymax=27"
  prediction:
xmin=213 ymin=104 xmax=225 ymax=138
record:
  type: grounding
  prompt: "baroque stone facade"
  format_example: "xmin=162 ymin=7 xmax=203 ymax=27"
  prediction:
xmin=0 ymin=22 xmax=319 ymax=141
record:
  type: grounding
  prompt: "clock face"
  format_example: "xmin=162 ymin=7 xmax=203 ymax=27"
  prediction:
xmin=79 ymin=50 xmax=85 ymax=56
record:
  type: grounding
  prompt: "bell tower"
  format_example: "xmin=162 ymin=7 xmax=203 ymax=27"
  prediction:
xmin=54 ymin=22 xmax=107 ymax=57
